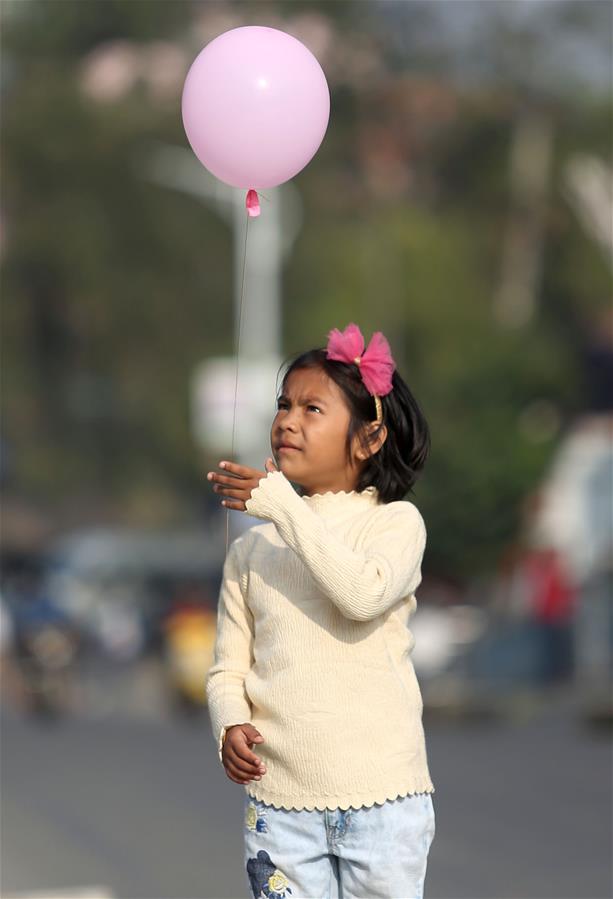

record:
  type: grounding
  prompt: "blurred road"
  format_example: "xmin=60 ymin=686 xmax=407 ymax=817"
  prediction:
xmin=1 ymin=688 xmax=611 ymax=899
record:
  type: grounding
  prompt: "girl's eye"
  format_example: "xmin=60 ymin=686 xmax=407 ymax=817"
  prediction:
xmin=275 ymin=402 xmax=321 ymax=413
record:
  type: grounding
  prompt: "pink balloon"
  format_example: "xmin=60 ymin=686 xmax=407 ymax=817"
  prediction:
xmin=181 ymin=26 xmax=330 ymax=190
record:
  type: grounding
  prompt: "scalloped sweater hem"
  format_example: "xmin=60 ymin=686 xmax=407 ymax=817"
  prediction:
xmin=245 ymin=777 xmax=436 ymax=812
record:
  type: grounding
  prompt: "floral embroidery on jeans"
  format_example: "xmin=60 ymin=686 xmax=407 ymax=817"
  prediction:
xmin=246 ymin=849 xmax=293 ymax=898
xmin=245 ymin=800 xmax=269 ymax=833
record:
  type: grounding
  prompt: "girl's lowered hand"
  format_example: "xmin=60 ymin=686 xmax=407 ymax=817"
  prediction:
xmin=207 ymin=457 xmax=278 ymax=512
xmin=222 ymin=723 xmax=267 ymax=785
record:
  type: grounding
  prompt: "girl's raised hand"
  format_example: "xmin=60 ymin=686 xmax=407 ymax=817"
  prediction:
xmin=207 ymin=457 xmax=279 ymax=512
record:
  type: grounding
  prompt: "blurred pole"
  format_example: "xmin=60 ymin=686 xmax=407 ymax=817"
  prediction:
xmin=232 ymin=192 xmax=281 ymax=359
xmin=138 ymin=141 xmax=300 ymax=355
xmin=562 ymin=153 xmax=613 ymax=273
xmin=137 ymin=143 xmax=303 ymax=538
xmin=494 ymin=107 xmax=554 ymax=328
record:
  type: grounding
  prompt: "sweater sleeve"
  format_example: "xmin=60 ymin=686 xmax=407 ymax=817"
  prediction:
xmin=244 ymin=470 xmax=427 ymax=622
xmin=205 ymin=535 xmax=255 ymax=764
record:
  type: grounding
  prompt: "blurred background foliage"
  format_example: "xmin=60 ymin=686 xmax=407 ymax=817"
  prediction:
xmin=1 ymin=0 xmax=611 ymax=582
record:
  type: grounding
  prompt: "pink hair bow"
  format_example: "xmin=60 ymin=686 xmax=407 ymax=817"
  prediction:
xmin=326 ymin=322 xmax=395 ymax=396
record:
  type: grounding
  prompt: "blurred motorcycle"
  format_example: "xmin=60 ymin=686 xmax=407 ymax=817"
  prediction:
xmin=6 ymin=567 xmax=81 ymax=720
xmin=17 ymin=619 xmax=80 ymax=718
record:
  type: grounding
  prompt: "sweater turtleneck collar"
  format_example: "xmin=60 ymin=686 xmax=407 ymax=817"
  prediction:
xmin=299 ymin=484 xmax=380 ymax=512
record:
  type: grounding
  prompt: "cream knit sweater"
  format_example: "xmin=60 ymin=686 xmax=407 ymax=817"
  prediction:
xmin=205 ymin=469 xmax=435 ymax=812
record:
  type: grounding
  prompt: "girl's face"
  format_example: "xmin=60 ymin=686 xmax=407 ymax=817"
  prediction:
xmin=270 ymin=367 xmax=369 ymax=496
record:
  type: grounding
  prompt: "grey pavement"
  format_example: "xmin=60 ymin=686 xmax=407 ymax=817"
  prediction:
xmin=1 ymin=687 xmax=611 ymax=899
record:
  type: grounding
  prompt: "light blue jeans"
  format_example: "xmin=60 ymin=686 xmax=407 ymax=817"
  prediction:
xmin=243 ymin=791 xmax=436 ymax=899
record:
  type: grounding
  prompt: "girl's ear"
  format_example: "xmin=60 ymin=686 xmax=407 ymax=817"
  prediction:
xmin=377 ymin=424 xmax=388 ymax=452
xmin=364 ymin=423 xmax=388 ymax=458
xmin=352 ymin=423 xmax=388 ymax=462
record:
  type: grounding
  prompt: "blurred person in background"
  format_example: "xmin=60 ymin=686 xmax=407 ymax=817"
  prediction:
xmin=519 ymin=492 xmax=576 ymax=686
xmin=482 ymin=491 xmax=575 ymax=690
xmin=528 ymin=305 xmax=613 ymax=718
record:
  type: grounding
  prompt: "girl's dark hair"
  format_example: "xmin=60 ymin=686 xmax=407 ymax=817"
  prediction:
xmin=277 ymin=347 xmax=431 ymax=504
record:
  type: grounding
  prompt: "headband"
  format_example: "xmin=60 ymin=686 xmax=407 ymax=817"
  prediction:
xmin=325 ymin=322 xmax=395 ymax=425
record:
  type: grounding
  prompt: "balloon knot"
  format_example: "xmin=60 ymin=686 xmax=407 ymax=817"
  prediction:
xmin=246 ymin=189 xmax=261 ymax=217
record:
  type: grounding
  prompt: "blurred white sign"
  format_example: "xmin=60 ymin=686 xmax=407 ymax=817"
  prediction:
xmin=190 ymin=355 xmax=282 ymax=458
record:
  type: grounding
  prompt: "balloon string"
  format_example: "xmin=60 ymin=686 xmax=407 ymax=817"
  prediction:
xmin=220 ymin=209 xmax=250 ymax=746
xmin=225 ymin=208 xmax=251 ymax=557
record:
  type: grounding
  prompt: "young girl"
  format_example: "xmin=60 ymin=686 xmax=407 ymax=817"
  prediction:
xmin=206 ymin=322 xmax=436 ymax=899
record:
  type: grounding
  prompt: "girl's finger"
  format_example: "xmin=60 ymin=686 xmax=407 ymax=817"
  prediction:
xmin=212 ymin=473 xmax=252 ymax=488
xmin=219 ymin=461 xmax=255 ymax=478
xmin=225 ymin=766 xmax=251 ymax=784
xmin=227 ymin=759 xmax=258 ymax=781
xmin=221 ymin=499 xmax=246 ymax=511
xmin=216 ymin=486 xmax=250 ymax=502
xmin=232 ymin=744 xmax=264 ymax=773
